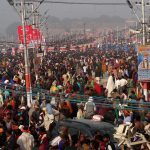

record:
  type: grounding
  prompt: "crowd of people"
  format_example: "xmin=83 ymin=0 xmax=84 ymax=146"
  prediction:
xmin=48 ymin=34 xmax=95 ymax=47
xmin=0 ymin=47 xmax=149 ymax=150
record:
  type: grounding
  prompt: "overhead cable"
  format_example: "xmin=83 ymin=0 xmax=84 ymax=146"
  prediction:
xmin=29 ymin=0 xmax=127 ymax=6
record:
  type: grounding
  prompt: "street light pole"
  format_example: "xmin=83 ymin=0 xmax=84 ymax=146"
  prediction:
xmin=83 ymin=23 xmax=86 ymax=38
xmin=136 ymin=22 xmax=138 ymax=44
xmin=124 ymin=24 xmax=126 ymax=43
xmin=142 ymin=0 xmax=146 ymax=45
xmin=32 ymin=3 xmax=36 ymax=28
xmin=141 ymin=0 xmax=148 ymax=101
xmin=21 ymin=0 xmax=32 ymax=107
xmin=117 ymin=26 xmax=119 ymax=44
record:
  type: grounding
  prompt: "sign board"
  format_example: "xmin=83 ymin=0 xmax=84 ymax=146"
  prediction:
xmin=32 ymin=28 xmax=42 ymax=43
xmin=18 ymin=25 xmax=33 ymax=44
xmin=18 ymin=26 xmax=44 ymax=45
xmin=138 ymin=45 xmax=150 ymax=82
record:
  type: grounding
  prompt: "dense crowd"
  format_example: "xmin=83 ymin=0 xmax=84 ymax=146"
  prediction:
xmin=48 ymin=34 xmax=95 ymax=47
xmin=0 ymin=47 xmax=149 ymax=150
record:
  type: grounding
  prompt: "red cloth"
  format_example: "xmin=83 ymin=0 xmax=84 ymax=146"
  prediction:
xmin=99 ymin=107 xmax=111 ymax=116
xmin=10 ymin=100 xmax=16 ymax=109
xmin=66 ymin=83 xmax=72 ymax=93
xmin=39 ymin=137 xmax=49 ymax=150
xmin=99 ymin=142 xmax=106 ymax=150
xmin=94 ymin=82 xmax=103 ymax=96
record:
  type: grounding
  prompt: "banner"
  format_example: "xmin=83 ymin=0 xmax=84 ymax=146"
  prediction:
xmin=18 ymin=25 xmax=33 ymax=44
xmin=32 ymin=28 xmax=42 ymax=43
xmin=18 ymin=26 xmax=44 ymax=45
xmin=138 ymin=45 xmax=150 ymax=82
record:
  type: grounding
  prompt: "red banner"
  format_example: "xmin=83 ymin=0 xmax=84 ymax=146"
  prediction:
xmin=18 ymin=25 xmax=33 ymax=44
xmin=18 ymin=26 xmax=43 ymax=44
xmin=32 ymin=29 xmax=42 ymax=43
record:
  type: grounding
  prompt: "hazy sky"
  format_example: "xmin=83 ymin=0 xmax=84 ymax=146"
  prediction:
xmin=0 ymin=0 xmax=140 ymax=33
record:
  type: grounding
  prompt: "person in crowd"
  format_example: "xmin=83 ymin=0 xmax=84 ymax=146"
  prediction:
xmin=17 ymin=126 xmax=34 ymax=150
xmin=0 ymin=91 xmax=4 ymax=107
xmin=77 ymin=104 xmax=85 ymax=119
xmin=119 ymin=76 xmax=128 ymax=93
xmin=46 ymin=100 xmax=53 ymax=115
xmin=40 ymin=107 xmax=54 ymax=132
xmin=111 ymin=89 xmax=120 ymax=99
xmin=0 ymin=122 xmax=6 ymax=149
xmin=123 ymin=110 xmax=132 ymax=124
xmin=106 ymin=72 xmax=115 ymax=98
xmin=120 ymin=89 xmax=128 ymax=100
xmin=4 ymin=129 xmax=16 ymax=150
xmin=115 ymin=76 xmax=121 ymax=91
xmin=131 ymin=115 xmax=145 ymax=135
xmin=103 ymin=134 xmax=116 ymax=150
xmin=4 ymin=87 xmax=10 ymax=100
xmin=84 ymin=97 xmax=96 ymax=119
xmin=129 ymin=90 xmax=137 ymax=100
xmin=28 ymin=101 xmax=37 ymax=124
xmin=38 ymin=127 xmax=49 ymax=150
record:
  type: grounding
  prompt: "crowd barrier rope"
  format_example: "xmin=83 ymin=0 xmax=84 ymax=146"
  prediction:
xmin=0 ymin=83 xmax=150 ymax=111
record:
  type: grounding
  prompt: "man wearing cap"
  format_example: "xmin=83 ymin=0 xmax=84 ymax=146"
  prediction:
xmin=84 ymin=97 xmax=96 ymax=119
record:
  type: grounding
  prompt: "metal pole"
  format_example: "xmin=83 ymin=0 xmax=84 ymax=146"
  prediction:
xmin=136 ymin=22 xmax=138 ymax=44
xmin=141 ymin=0 xmax=148 ymax=101
xmin=142 ymin=0 xmax=146 ymax=45
xmin=21 ymin=0 xmax=32 ymax=107
xmin=32 ymin=2 xmax=38 ymax=80
xmin=117 ymin=26 xmax=118 ymax=43
xmin=83 ymin=23 xmax=86 ymax=38
xmin=125 ymin=24 xmax=127 ymax=43
xmin=32 ymin=3 xmax=36 ymax=28
xmin=117 ymin=26 xmax=119 ymax=53
xmin=110 ymin=29 xmax=112 ymax=45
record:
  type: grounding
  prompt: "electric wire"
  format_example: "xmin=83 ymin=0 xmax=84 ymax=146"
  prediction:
xmin=27 ymin=0 xmax=127 ymax=6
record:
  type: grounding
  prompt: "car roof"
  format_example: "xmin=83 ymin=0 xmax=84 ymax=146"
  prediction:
xmin=57 ymin=120 xmax=93 ymax=138
xmin=74 ymin=119 xmax=114 ymax=129
xmin=58 ymin=119 xmax=115 ymax=136
xmin=58 ymin=119 xmax=92 ymax=131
